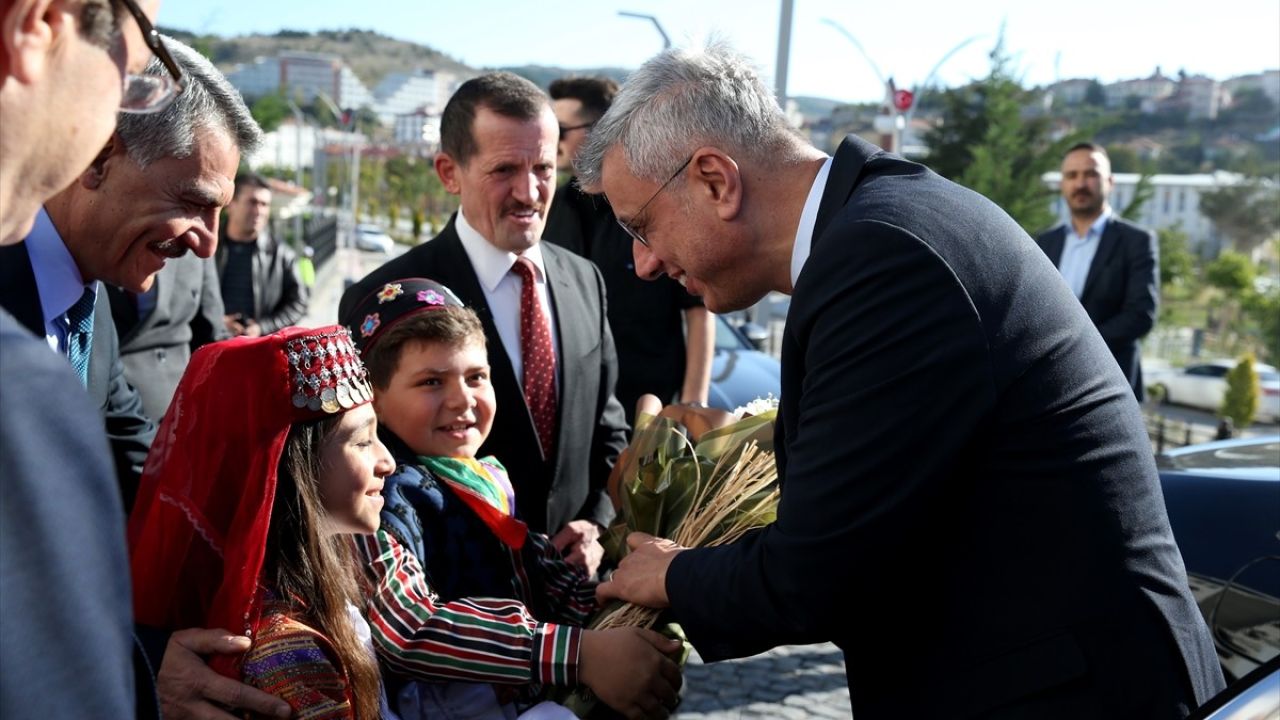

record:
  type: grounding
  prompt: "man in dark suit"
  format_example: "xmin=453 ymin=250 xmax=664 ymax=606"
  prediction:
xmin=585 ymin=45 xmax=1223 ymax=718
xmin=339 ymin=72 xmax=629 ymax=578
xmin=107 ymin=253 xmax=230 ymax=421
xmin=545 ymin=75 xmax=714 ymax=424
xmin=1037 ymin=142 xmax=1159 ymax=400
xmin=1 ymin=1 xmax=166 ymax=717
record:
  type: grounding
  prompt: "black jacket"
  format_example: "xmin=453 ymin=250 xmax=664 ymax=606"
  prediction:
xmin=664 ymin=136 xmax=1222 ymax=718
xmin=1035 ymin=217 xmax=1159 ymax=399
xmin=215 ymin=229 xmax=309 ymax=333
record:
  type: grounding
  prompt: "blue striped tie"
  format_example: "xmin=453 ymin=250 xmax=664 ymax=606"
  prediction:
xmin=66 ymin=287 xmax=96 ymax=387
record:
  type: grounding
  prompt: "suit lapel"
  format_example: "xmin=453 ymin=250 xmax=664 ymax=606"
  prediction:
xmin=542 ymin=245 xmax=587 ymax=466
xmin=1081 ymin=219 xmax=1119 ymax=303
xmin=1040 ymin=227 xmax=1067 ymax=266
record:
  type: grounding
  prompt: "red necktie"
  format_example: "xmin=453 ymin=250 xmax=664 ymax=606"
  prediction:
xmin=512 ymin=257 xmax=557 ymax=459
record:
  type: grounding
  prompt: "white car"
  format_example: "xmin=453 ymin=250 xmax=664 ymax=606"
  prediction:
xmin=354 ymin=224 xmax=394 ymax=253
xmin=1151 ymin=360 xmax=1280 ymax=422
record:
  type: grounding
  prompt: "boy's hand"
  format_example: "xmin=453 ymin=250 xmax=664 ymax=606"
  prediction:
xmin=552 ymin=519 xmax=604 ymax=577
xmin=580 ymin=627 xmax=682 ymax=720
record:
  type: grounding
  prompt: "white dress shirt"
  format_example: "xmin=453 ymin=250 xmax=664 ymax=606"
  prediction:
xmin=1057 ymin=211 xmax=1111 ymax=300
xmin=454 ymin=210 xmax=560 ymax=393
xmin=790 ymin=156 xmax=834 ymax=289
xmin=24 ymin=208 xmax=96 ymax=354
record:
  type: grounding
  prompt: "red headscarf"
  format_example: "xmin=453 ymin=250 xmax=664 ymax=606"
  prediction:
xmin=128 ymin=325 xmax=373 ymax=677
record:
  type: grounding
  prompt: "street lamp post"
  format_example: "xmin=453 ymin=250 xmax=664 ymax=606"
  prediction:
xmin=821 ymin=18 xmax=980 ymax=155
xmin=285 ymin=100 xmax=307 ymax=252
xmin=618 ymin=11 xmax=671 ymax=51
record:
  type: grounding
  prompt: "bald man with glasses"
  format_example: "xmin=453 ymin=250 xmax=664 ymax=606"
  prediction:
xmin=0 ymin=5 xmax=288 ymax=719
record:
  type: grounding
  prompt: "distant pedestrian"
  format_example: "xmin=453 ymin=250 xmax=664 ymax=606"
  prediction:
xmin=1215 ymin=416 xmax=1235 ymax=440
xmin=216 ymin=173 xmax=310 ymax=337
xmin=1036 ymin=142 xmax=1160 ymax=401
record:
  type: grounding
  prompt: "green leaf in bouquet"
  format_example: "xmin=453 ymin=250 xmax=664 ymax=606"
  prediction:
xmin=657 ymin=457 xmax=714 ymax=539
xmin=600 ymin=521 xmax=629 ymax=563
xmin=694 ymin=409 xmax=777 ymax=460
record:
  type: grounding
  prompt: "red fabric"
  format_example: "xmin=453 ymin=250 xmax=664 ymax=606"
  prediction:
xmin=128 ymin=326 xmax=370 ymax=678
xmin=512 ymin=257 xmax=557 ymax=459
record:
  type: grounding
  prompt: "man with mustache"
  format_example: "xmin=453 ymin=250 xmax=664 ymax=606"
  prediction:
xmin=1036 ymin=142 xmax=1159 ymax=400
xmin=339 ymin=72 xmax=628 ymax=578
xmin=0 ymin=35 xmax=261 ymax=510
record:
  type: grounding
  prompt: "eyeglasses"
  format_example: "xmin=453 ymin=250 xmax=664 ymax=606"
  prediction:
xmin=558 ymin=122 xmax=594 ymax=140
xmin=117 ymin=0 xmax=184 ymax=114
xmin=613 ymin=155 xmax=692 ymax=247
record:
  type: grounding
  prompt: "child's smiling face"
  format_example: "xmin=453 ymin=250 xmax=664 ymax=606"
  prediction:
xmin=374 ymin=338 xmax=496 ymax=459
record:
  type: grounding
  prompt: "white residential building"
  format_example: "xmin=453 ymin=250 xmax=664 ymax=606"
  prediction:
xmin=226 ymin=52 xmax=375 ymax=110
xmin=1043 ymin=170 xmax=1255 ymax=256
xmin=1104 ymin=69 xmax=1176 ymax=111
xmin=1224 ymin=70 xmax=1280 ymax=107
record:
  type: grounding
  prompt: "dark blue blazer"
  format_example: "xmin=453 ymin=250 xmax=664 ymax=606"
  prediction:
xmin=337 ymin=220 xmax=628 ymax=535
xmin=0 ymin=241 xmax=157 ymax=511
xmin=664 ymin=136 xmax=1222 ymax=718
xmin=1036 ymin=217 xmax=1159 ymax=400
xmin=0 ymin=308 xmax=137 ymax=717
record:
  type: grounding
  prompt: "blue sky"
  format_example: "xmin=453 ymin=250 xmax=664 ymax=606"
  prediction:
xmin=160 ymin=0 xmax=1280 ymax=103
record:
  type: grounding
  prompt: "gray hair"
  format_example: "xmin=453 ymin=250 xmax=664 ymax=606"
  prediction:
xmin=575 ymin=41 xmax=796 ymax=188
xmin=115 ymin=35 xmax=262 ymax=167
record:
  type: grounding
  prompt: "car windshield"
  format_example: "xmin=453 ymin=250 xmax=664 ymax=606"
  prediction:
xmin=1160 ymin=440 xmax=1280 ymax=471
xmin=715 ymin=317 xmax=747 ymax=351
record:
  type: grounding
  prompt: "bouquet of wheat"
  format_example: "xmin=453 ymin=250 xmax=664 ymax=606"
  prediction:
xmin=594 ymin=397 xmax=780 ymax=631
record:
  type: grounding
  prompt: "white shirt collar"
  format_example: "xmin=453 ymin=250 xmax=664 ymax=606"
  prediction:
xmin=25 ymin=207 xmax=91 ymax=328
xmin=454 ymin=210 xmax=548 ymax=290
xmin=1067 ymin=209 xmax=1111 ymax=242
xmin=790 ymin=156 xmax=834 ymax=289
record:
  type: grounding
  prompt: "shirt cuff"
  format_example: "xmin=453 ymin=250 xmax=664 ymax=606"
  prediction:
xmin=529 ymin=623 xmax=582 ymax=687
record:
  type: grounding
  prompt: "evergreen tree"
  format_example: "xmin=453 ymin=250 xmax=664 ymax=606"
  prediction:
xmin=1200 ymin=180 xmax=1280 ymax=254
xmin=1221 ymin=353 xmax=1260 ymax=428
xmin=923 ymin=34 xmax=1079 ymax=234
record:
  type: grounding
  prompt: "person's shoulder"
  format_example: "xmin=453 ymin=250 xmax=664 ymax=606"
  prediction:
xmin=244 ymin=607 xmax=340 ymax=671
xmin=1107 ymin=216 xmax=1156 ymax=239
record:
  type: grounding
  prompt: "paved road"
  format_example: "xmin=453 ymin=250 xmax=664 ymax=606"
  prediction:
xmin=676 ymin=644 xmax=852 ymax=720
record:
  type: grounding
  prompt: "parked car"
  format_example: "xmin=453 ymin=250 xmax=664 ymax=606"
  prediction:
xmin=1157 ymin=436 xmax=1280 ymax=682
xmin=706 ymin=315 xmax=781 ymax=412
xmin=1150 ymin=360 xmax=1280 ymax=423
xmin=354 ymin=224 xmax=395 ymax=253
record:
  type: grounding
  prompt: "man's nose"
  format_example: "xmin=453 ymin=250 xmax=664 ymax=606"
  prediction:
xmin=632 ymin=241 xmax=663 ymax=281
xmin=513 ymin=172 xmax=541 ymax=205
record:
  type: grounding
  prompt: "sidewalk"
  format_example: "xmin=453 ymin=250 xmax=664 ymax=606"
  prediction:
xmin=676 ymin=644 xmax=851 ymax=719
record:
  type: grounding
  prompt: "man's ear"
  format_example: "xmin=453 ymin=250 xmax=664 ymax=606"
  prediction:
xmin=434 ymin=152 xmax=462 ymax=196
xmin=690 ymin=148 xmax=743 ymax=222
xmin=1 ymin=0 xmax=59 ymax=84
xmin=80 ymin=133 xmax=121 ymax=190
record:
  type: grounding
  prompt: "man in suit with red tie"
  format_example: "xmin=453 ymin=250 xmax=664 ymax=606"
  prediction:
xmin=1036 ymin=142 xmax=1160 ymax=400
xmin=340 ymin=72 xmax=628 ymax=578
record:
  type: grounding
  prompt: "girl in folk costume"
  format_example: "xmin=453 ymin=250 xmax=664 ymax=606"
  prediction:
xmin=129 ymin=325 xmax=395 ymax=719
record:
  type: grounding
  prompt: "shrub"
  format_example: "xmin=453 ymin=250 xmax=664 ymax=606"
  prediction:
xmin=1220 ymin=353 xmax=1260 ymax=428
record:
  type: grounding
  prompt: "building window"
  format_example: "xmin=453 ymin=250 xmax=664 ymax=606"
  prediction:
xmin=1177 ymin=189 xmax=1185 ymax=212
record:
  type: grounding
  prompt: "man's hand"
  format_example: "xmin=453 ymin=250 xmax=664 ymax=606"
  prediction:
xmin=552 ymin=519 xmax=605 ymax=577
xmin=222 ymin=315 xmax=245 ymax=336
xmin=579 ymin=627 xmax=683 ymax=720
xmin=596 ymin=532 xmax=683 ymax=609
xmin=242 ymin=319 xmax=263 ymax=338
xmin=157 ymin=628 xmax=292 ymax=720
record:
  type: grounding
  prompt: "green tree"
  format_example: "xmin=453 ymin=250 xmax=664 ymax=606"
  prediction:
xmin=1084 ymin=80 xmax=1106 ymax=107
xmin=1199 ymin=180 xmax=1280 ymax=254
xmin=923 ymin=34 xmax=1076 ymax=234
xmin=1243 ymin=288 xmax=1280 ymax=362
xmin=250 ymin=93 xmax=290 ymax=133
xmin=1120 ymin=172 xmax=1155 ymax=221
xmin=412 ymin=208 xmax=425 ymax=241
xmin=1220 ymin=353 xmax=1260 ymax=427
xmin=1157 ymin=225 xmax=1196 ymax=289
xmin=1205 ymin=251 xmax=1256 ymax=295
xmin=1105 ymin=144 xmax=1140 ymax=173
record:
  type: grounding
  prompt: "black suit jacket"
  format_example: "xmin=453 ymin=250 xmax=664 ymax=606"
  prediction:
xmin=1035 ymin=218 xmax=1158 ymax=399
xmin=0 ymin=308 xmax=137 ymax=718
xmin=664 ymin=137 xmax=1221 ymax=718
xmin=0 ymin=242 xmax=156 ymax=511
xmin=338 ymin=219 xmax=628 ymax=534
xmin=108 ymin=253 xmax=229 ymax=421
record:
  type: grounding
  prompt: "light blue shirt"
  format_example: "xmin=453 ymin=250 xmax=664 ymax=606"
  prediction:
xmin=1057 ymin=211 xmax=1111 ymax=300
xmin=23 ymin=208 xmax=96 ymax=354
